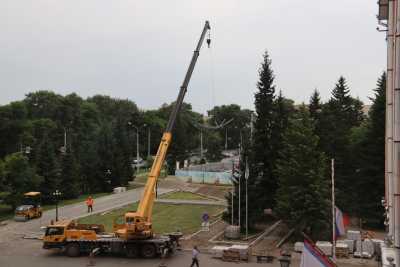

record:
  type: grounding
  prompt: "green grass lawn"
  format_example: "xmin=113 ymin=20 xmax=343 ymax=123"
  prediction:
xmin=160 ymin=191 xmax=212 ymax=201
xmin=78 ymin=202 xmax=224 ymax=234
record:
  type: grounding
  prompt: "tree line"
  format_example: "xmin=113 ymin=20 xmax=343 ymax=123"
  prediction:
xmin=223 ymin=51 xmax=385 ymax=239
xmin=0 ymin=91 xmax=250 ymax=208
xmin=0 ymin=50 xmax=385 ymax=238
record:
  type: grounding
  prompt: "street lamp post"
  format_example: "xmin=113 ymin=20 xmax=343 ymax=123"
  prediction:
xmin=52 ymin=190 xmax=62 ymax=221
xmin=225 ymin=128 xmax=228 ymax=150
xmin=245 ymin=158 xmax=249 ymax=240
xmin=128 ymin=122 xmax=141 ymax=173
xmin=147 ymin=126 xmax=151 ymax=159
xmin=105 ymin=169 xmax=112 ymax=190
xmin=238 ymin=153 xmax=241 ymax=231
xmin=200 ymin=129 xmax=204 ymax=160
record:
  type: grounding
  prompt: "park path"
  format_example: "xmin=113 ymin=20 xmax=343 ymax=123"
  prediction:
xmin=155 ymin=198 xmax=226 ymax=206
xmin=0 ymin=186 xmax=173 ymax=239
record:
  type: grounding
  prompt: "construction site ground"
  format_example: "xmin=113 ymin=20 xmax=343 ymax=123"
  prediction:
xmin=0 ymin=177 xmax=380 ymax=266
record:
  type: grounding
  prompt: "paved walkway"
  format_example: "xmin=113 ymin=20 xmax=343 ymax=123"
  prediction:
xmin=156 ymin=198 xmax=227 ymax=206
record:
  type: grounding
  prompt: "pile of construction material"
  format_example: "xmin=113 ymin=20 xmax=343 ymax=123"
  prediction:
xmin=292 ymin=230 xmax=384 ymax=260
xmin=346 ymin=230 xmax=384 ymax=259
xmin=316 ymin=241 xmax=333 ymax=256
xmin=210 ymin=244 xmax=250 ymax=262
xmin=294 ymin=242 xmax=304 ymax=253
xmin=335 ymin=242 xmax=349 ymax=258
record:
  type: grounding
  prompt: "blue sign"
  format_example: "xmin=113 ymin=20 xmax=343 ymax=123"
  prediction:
xmin=202 ymin=212 xmax=209 ymax=222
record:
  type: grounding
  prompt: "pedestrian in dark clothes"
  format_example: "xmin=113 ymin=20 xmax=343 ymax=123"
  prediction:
xmin=190 ymin=246 xmax=199 ymax=267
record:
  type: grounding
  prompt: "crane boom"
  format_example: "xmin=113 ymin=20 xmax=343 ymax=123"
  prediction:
xmin=116 ymin=21 xmax=211 ymax=240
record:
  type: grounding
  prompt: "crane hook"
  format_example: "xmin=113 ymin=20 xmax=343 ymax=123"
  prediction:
xmin=206 ymin=31 xmax=211 ymax=48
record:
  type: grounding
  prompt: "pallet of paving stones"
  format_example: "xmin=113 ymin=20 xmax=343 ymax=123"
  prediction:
xmin=222 ymin=250 xmax=240 ymax=262
xmin=335 ymin=242 xmax=349 ymax=258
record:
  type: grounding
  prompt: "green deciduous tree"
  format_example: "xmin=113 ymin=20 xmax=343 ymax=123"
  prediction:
xmin=59 ymin=149 xmax=80 ymax=199
xmin=207 ymin=104 xmax=252 ymax=149
xmin=205 ymin=131 xmax=223 ymax=162
xmin=2 ymin=152 xmax=42 ymax=208
xmin=36 ymin=136 xmax=60 ymax=203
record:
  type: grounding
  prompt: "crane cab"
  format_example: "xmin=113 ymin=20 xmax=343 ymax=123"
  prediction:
xmin=14 ymin=192 xmax=43 ymax=221
xmin=113 ymin=211 xmax=153 ymax=240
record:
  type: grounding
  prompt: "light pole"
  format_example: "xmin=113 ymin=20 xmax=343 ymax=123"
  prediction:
xmin=250 ymin=112 xmax=254 ymax=144
xmin=245 ymin=157 xmax=249 ymax=240
xmin=147 ymin=126 xmax=151 ymax=159
xmin=105 ymin=169 xmax=112 ymax=185
xmin=225 ymin=128 xmax=228 ymax=150
xmin=128 ymin=122 xmax=140 ymax=173
xmin=238 ymin=155 xmax=241 ymax=231
xmin=200 ymin=129 xmax=204 ymax=160
xmin=52 ymin=190 xmax=62 ymax=221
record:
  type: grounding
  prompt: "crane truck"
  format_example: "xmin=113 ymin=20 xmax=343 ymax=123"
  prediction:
xmin=42 ymin=21 xmax=211 ymax=258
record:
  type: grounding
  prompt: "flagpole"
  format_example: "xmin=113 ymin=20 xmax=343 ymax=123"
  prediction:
xmin=231 ymin=160 xmax=234 ymax=225
xmin=331 ymin=158 xmax=336 ymax=262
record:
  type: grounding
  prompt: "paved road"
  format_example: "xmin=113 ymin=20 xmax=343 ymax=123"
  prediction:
xmin=0 ymin=186 xmax=173 ymax=238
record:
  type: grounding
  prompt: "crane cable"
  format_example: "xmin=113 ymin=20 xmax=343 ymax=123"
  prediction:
xmin=207 ymin=29 xmax=216 ymax=113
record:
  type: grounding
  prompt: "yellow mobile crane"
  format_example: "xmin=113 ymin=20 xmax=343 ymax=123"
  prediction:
xmin=114 ymin=20 xmax=211 ymax=241
xmin=42 ymin=21 xmax=211 ymax=258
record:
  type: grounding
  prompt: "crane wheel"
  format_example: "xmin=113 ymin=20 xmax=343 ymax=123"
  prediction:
xmin=65 ymin=243 xmax=80 ymax=257
xmin=141 ymin=244 xmax=156 ymax=258
xmin=126 ymin=245 xmax=139 ymax=258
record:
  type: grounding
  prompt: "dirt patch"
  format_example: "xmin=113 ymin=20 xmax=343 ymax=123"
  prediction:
xmin=181 ymin=220 xmax=228 ymax=250
xmin=251 ymin=223 xmax=289 ymax=257
xmin=194 ymin=185 xmax=231 ymax=200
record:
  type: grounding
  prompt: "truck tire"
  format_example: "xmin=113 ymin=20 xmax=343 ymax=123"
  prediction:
xmin=141 ymin=244 xmax=156 ymax=258
xmin=66 ymin=243 xmax=80 ymax=257
xmin=126 ymin=245 xmax=138 ymax=258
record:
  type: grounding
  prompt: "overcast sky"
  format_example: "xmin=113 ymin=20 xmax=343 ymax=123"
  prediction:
xmin=0 ymin=1 xmax=386 ymax=113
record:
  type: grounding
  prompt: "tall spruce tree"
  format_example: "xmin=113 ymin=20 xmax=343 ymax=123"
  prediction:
xmin=309 ymin=89 xmax=322 ymax=121
xmin=309 ymin=89 xmax=323 ymax=141
xmin=246 ymin=51 xmax=293 ymax=223
xmin=352 ymin=73 xmax=386 ymax=226
xmin=318 ymin=76 xmax=364 ymax=212
xmin=276 ymin=106 xmax=330 ymax=240
xmin=251 ymin=51 xmax=277 ymax=214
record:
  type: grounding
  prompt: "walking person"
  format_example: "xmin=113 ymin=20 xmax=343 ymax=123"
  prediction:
xmin=86 ymin=196 xmax=94 ymax=213
xmin=190 ymin=246 xmax=199 ymax=267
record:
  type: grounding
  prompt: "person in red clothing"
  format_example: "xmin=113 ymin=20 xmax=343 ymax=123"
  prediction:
xmin=86 ymin=196 xmax=94 ymax=213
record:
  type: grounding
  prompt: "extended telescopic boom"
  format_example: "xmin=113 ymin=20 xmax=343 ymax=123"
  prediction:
xmin=127 ymin=21 xmax=211 ymax=234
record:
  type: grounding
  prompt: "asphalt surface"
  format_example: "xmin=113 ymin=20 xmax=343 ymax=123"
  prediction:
xmin=0 ymin=184 xmax=376 ymax=267
xmin=0 ymin=186 xmax=174 ymax=266
xmin=1 ymin=187 xmax=172 ymax=236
